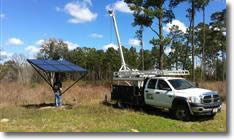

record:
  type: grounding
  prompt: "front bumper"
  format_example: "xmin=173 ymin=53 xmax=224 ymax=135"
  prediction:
xmin=189 ymin=102 xmax=222 ymax=115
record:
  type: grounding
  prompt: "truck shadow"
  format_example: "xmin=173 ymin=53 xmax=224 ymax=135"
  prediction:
xmin=139 ymin=106 xmax=216 ymax=122
xmin=102 ymin=101 xmax=215 ymax=122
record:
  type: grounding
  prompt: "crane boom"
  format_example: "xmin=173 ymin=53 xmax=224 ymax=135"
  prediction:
xmin=108 ymin=9 xmax=190 ymax=81
xmin=108 ymin=9 xmax=130 ymax=71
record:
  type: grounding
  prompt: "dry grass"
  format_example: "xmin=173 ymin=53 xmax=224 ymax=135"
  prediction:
xmin=63 ymin=81 xmax=111 ymax=105
xmin=0 ymin=81 xmax=111 ymax=106
xmin=0 ymin=81 xmax=226 ymax=106
xmin=199 ymin=81 xmax=226 ymax=101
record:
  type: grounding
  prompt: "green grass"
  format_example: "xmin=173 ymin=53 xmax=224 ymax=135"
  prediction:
xmin=0 ymin=103 xmax=226 ymax=132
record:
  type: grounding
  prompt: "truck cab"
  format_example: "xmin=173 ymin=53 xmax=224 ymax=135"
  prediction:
xmin=143 ymin=77 xmax=222 ymax=120
xmin=111 ymin=77 xmax=222 ymax=121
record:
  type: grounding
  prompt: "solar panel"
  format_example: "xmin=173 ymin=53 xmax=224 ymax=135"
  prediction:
xmin=27 ymin=59 xmax=87 ymax=73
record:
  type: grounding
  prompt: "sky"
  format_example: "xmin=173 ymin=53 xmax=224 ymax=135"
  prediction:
xmin=0 ymin=0 xmax=226 ymax=60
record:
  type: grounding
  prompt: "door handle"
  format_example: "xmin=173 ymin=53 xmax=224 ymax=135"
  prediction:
xmin=155 ymin=92 xmax=160 ymax=94
xmin=145 ymin=90 xmax=148 ymax=93
xmin=168 ymin=95 xmax=173 ymax=98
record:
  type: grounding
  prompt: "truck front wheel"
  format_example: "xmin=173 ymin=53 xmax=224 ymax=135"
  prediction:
xmin=174 ymin=105 xmax=191 ymax=121
xmin=209 ymin=113 xmax=216 ymax=118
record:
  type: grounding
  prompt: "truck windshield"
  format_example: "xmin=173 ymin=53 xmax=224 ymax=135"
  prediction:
xmin=168 ymin=79 xmax=195 ymax=90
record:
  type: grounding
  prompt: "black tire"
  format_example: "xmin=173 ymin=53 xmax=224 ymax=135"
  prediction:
xmin=116 ymin=101 xmax=124 ymax=108
xmin=209 ymin=113 xmax=216 ymax=118
xmin=169 ymin=109 xmax=174 ymax=118
xmin=174 ymin=105 xmax=191 ymax=121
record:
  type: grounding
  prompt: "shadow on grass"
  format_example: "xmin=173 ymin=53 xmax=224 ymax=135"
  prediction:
xmin=21 ymin=103 xmax=73 ymax=109
xmin=102 ymin=101 xmax=216 ymax=122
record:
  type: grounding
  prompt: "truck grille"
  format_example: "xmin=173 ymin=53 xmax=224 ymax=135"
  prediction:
xmin=202 ymin=94 xmax=220 ymax=104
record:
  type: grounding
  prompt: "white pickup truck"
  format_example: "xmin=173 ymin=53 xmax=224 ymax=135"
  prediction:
xmin=111 ymin=77 xmax=222 ymax=121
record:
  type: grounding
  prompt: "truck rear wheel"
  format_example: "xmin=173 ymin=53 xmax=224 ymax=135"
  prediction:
xmin=174 ymin=105 xmax=191 ymax=121
xmin=116 ymin=101 xmax=124 ymax=108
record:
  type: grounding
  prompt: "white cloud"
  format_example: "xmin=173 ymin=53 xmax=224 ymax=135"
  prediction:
xmin=163 ymin=19 xmax=187 ymax=33
xmin=90 ymin=33 xmax=103 ymax=39
xmin=6 ymin=38 xmax=24 ymax=46
xmin=35 ymin=39 xmax=45 ymax=46
xmin=25 ymin=45 xmax=41 ymax=54
xmin=128 ymin=39 xmax=141 ymax=47
xmin=106 ymin=0 xmax=133 ymax=14
xmin=64 ymin=41 xmax=80 ymax=50
xmin=34 ymin=39 xmax=78 ymax=50
xmin=164 ymin=47 xmax=172 ymax=55
xmin=0 ymin=51 xmax=13 ymax=58
xmin=103 ymin=43 xmax=118 ymax=51
xmin=213 ymin=27 xmax=220 ymax=31
xmin=0 ymin=13 xmax=5 ymax=19
xmin=0 ymin=51 xmax=13 ymax=62
xmin=223 ymin=31 xmax=226 ymax=36
xmin=25 ymin=45 xmax=40 ymax=59
xmin=64 ymin=1 xmax=97 ymax=24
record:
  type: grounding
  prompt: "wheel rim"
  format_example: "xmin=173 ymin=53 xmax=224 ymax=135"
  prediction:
xmin=117 ymin=101 xmax=122 ymax=108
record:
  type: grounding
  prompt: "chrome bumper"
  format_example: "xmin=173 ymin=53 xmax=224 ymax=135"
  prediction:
xmin=192 ymin=105 xmax=221 ymax=113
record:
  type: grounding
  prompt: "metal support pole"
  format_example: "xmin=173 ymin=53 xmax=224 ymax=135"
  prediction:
xmin=29 ymin=62 xmax=53 ymax=88
xmin=61 ymin=73 xmax=87 ymax=96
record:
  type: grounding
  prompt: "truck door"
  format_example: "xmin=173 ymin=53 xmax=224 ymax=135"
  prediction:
xmin=155 ymin=79 xmax=174 ymax=108
xmin=144 ymin=79 xmax=160 ymax=107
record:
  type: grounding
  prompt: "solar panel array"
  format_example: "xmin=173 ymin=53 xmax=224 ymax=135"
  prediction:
xmin=27 ymin=59 xmax=87 ymax=73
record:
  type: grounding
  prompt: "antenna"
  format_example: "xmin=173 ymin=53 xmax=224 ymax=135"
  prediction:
xmin=108 ymin=9 xmax=130 ymax=72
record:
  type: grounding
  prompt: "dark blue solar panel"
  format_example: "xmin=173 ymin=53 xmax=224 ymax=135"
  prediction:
xmin=37 ymin=64 xmax=57 ymax=71
xmin=30 ymin=59 xmax=45 ymax=64
xmin=27 ymin=59 xmax=87 ymax=72
xmin=58 ymin=60 xmax=72 ymax=65
xmin=55 ymin=65 xmax=71 ymax=71
xmin=69 ymin=65 xmax=86 ymax=72
xmin=46 ymin=60 xmax=59 ymax=65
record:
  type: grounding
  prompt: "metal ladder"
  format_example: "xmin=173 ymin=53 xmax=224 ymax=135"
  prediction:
xmin=113 ymin=69 xmax=190 ymax=81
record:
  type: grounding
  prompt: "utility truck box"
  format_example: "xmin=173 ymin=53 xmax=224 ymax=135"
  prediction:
xmin=111 ymin=85 xmax=144 ymax=106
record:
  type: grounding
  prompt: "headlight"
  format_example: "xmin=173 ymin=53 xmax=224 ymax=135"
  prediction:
xmin=188 ymin=96 xmax=200 ymax=104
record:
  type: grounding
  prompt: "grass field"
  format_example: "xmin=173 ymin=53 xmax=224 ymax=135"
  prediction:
xmin=0 ymin=81 xmax=227 ymax=132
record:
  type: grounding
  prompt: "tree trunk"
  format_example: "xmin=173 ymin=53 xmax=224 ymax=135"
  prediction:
xmin=50 ymin=72 xmax=55 ymax=87
xmin=201 ymin=6 xmax=206 ymax=81
xmin=191 ymin=1 xmax=195 ymax=82
xmin=222 ymin=49 xmax=225 ymax=81
xmin=215 ymin=57 xmax=218 ymax=80
xmin=141 ymin=34 xmax=144 ymax=71
xmin=184 ymin=18 xmax=192 ymax=70
xmin=159 ymin=15 xmax=163 ymax=70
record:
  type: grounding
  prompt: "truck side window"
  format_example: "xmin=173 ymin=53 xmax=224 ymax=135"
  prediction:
xmin=157 ymin=80 xmax=170 ymax=90
xmin=147 ymin=79 xmax=157 ymax=89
